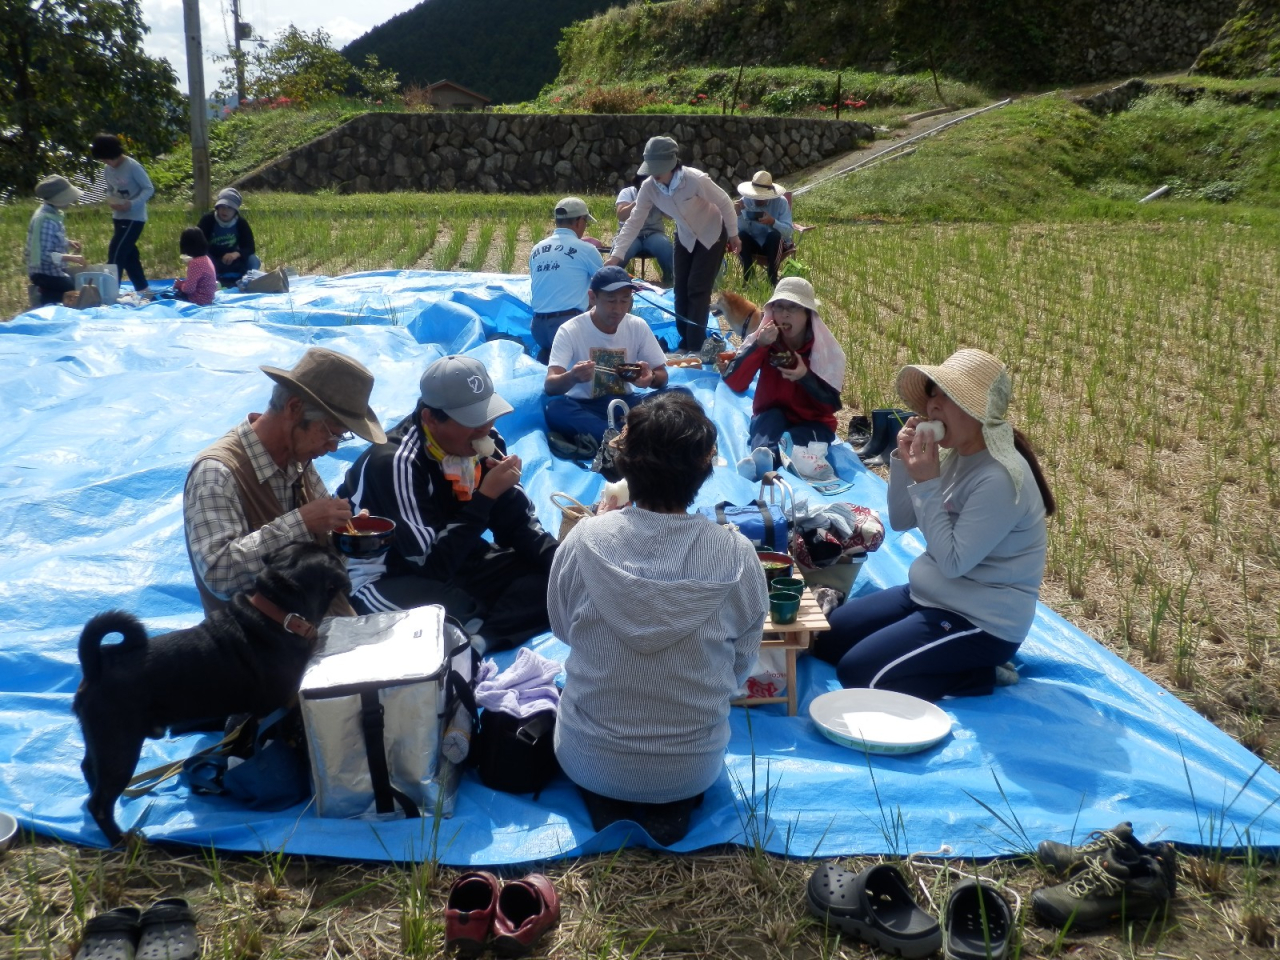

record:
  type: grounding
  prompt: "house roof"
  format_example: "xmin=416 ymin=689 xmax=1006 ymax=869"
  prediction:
xmin=425 ymin=80 xmax=492 ymax=104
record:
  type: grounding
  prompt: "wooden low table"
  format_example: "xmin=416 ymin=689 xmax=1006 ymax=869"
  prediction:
xmin=733 ymin=589 xmax=830 ymax=717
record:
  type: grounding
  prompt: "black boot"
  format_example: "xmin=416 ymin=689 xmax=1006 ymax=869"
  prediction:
xmin=854 ymin=408 xmax=915 ymax=461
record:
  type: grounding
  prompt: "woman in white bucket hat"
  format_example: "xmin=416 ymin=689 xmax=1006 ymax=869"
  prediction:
xmin=721 ymin=276 xmax=844 ymax=477
xmin=812 ymin=348 xmax=1056 ymax=700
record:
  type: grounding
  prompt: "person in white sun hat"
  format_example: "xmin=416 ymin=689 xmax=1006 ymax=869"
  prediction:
xmin=812 ymin=348 xmax=1057 ymax=700
xmin=735 ymin=170 xmax=793 ymax=286
xmin=721 ymin=276 xmax=844 ymax=478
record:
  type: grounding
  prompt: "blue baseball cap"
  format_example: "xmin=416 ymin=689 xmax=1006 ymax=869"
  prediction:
xmin=590 ymin=265 xmax=638 ymax=293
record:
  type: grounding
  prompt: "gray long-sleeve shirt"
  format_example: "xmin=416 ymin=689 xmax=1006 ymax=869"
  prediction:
xmin=103 ymin=156 xmax=154 ymax=222
xmin=551 ymin=507 xmax=767 ymax=803
xmin=888 ymin=447 xmax=1046 ymax=643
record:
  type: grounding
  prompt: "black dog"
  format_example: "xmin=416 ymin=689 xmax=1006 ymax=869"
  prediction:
xmin=74 ymin=542 xmax=350 ymax=844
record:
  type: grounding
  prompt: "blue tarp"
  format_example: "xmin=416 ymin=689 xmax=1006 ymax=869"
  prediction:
xmin=2 ymin=270 xmax=1277 ymax=864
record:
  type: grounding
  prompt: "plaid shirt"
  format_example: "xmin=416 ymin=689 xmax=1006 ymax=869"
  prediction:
xmin=184 ymin=418 xmax=330 ymax=600
xmin=27 ymin=204 xmax=68 ymax=275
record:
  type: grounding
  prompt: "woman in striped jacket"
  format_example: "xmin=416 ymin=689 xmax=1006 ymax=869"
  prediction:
xmin=550 ymin=392 xmax=768 ymax=845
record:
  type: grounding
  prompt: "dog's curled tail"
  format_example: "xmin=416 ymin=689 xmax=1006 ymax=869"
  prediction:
xmin=78 ymin=611 xmax=147 ymax=682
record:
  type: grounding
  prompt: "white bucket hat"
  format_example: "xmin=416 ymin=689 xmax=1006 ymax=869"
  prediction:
xmin=765 ymin=276 xmax=818 ymax=313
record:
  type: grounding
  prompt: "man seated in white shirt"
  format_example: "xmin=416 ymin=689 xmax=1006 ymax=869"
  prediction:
xmin=543 ymin=266 xmax=672 ymax=453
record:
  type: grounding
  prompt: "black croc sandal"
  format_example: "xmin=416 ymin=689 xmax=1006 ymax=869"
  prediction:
xmin=944 ymin=879 xmax=1012 ymax=960
xmin=807 ymin=863 xmax=942 ymax=959
xmin=75 ymin=907 xmax=142 ymax=960
xmin=136 ymin=898 xmax=199 ymax=960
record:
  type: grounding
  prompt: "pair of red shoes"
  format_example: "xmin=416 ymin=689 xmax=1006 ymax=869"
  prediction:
xmin=445 ymin=871 xmax=560 ymax=957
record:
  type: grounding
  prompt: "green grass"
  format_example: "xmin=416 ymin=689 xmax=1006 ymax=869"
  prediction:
xmin=801 ymin=91 xmax=1280 ymax=222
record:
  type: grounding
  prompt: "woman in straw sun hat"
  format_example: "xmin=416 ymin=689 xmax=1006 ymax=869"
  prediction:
xmin=812 ymin=348 xmax=1056 ymax=700
xmin=605 ymin=135 xmax=741 ymax=353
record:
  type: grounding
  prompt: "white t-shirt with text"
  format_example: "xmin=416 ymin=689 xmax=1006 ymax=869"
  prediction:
xmin=549 ymin=312 xmax=668 ymax=400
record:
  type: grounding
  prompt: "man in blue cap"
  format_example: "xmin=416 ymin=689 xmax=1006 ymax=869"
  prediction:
xmin=527 ymin=197 xmax=604 ymax=364
xmin=543 ymin=265 xmax=672 ymax=453
xmin=337 ymin=355 xmax=558 ymax=653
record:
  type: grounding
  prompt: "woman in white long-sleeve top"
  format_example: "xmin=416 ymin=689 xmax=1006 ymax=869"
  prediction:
xmin=605 ymin=136 xmax=740 ymax=353
xmin=550 ymin=391 xmax=767 ymax=845
xmin=812 ymin=349 xmax=1056 ymax=700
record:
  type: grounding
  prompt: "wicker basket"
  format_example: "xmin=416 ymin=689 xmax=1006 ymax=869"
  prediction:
xmin=550 ymin=492 xmax=595 ymax=541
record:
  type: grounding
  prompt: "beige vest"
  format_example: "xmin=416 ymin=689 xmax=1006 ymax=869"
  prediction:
xmin=185 ymin=429 xmax=356 ymax=618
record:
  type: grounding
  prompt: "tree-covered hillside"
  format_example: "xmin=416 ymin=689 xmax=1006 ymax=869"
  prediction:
xmin=341 ymin=0 xmax=615 ymax=105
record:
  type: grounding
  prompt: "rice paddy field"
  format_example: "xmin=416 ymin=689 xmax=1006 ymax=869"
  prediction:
xmin=2 ymin=193 xmax=1277 ymax=957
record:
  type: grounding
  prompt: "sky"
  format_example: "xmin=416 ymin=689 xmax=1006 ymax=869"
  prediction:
xmin=138 ymin=0 xmax=421 ymax=96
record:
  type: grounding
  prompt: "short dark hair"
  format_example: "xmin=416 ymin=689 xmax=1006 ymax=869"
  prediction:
xmin=614 ymin=392 xmax=716 ymax=512
xmin=90 ymin=134 xmax=124 ymax=160
xmin=179 ymin=226 xmax=208 ymax=258
xmin=421 ymin=403 xmax=451 ymax=424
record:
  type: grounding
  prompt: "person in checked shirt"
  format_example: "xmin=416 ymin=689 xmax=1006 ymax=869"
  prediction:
xmin=182 ymin=347 xmax=385 ymax=616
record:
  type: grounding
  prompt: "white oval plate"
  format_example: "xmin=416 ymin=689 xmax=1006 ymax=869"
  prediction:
xmin=809 ymin=688 xmax=952 ymax=755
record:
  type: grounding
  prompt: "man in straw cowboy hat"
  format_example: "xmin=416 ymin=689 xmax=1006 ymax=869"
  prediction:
xmin=183 ymin=347 xmax=386 ymax=617
xmin=735 ymin=170 xmax=793 ymax=286
xmin=27 ymin=175 xmax=87 ymax=306
xmin=337 ymin=355 xmax=559 ymax=654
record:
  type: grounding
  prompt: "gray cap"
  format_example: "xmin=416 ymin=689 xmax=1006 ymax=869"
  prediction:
xmin=215 ymin=187 xmax=242 ymax=211
xmin=34 ymin=175 xmax=83 ymax=207
xmin=637 ymin=135 xmax=679 ymax=176
xmin=554 ymin=196 xmax=595 ymax=222
xmin=419 ymin=355 xmax=514 ymax=428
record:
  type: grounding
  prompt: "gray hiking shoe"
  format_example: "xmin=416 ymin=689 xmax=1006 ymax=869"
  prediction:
xmin=1032 ymin=846 xmax=1173 ymax=930
xmin=1038 ymin=822 xmax=1142 ymax=874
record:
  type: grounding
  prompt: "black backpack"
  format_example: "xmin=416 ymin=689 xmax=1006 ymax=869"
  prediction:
xmin=471 ymin=708 xmax=560 ymax=798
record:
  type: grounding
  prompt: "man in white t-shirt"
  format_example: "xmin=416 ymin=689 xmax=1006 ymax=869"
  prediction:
xmin=544 ymin=266 xmax=671 ymax=449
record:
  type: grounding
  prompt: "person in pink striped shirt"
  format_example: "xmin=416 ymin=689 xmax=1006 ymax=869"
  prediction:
xmin=173 ymin=227 xmax=217 ymax=306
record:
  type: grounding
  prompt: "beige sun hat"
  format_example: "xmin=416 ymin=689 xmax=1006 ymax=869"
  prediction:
xmin=260 ymin=347 xmax=387 ymax=444
xmin=738 ymin=170 xmax=787 ymax=199
xmin=896 ymin=348 xmax=1025 ymax=498
xmin=765 ymin=276 xmax=818 ymax=314
xmin=896 ymin=348 xmax=1009 ymax=423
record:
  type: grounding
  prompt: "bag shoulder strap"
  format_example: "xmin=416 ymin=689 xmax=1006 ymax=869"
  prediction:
xmin=358 ymin=690 xmax=421 ymax=818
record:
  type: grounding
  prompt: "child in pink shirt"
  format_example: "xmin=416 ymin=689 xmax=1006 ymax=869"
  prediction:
xmin=173 ymin=227 xmax=217 ymax=306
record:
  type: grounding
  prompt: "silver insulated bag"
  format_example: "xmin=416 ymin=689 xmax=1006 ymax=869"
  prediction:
xmin=299 ymin=605 xmax=474 ymax=820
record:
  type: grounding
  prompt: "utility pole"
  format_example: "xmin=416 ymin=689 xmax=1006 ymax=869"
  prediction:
xmin=183 ymin=0 xmax=211 ymax=210
xmin=231 ymin=0 xmax=251 ymax=105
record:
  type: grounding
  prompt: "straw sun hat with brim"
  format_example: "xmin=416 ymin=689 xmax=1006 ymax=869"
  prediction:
xmin=34 ymin=175 xmax=83 ymax=207
xmin=738 ymin=170 xmax=787 ymax=199
xmin=895 ymin=348 xmax=1026 ymax=498
xmin=260 ymin=347 xmax=387 ymax=444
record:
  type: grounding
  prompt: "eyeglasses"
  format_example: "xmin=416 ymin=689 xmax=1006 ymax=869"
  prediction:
xmin=320 ymin=421 xmax=354 ymax=445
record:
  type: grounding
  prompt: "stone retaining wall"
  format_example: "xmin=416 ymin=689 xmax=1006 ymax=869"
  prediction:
xmin=1075 ymin=78 xmax=1280 ymax=115
xmin=1053 ymin=0 xmax=1238 ymax=80
xmin=232 ymin=114 xmax=874 ymax=195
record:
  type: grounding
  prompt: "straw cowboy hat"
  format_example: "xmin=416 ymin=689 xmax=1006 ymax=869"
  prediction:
xmin=737 ymin=170 xmax=787 ymax=199
xmin=895 ymin=348 xmax=1010 ymax=424
xmin=260 ymin=347 xmax=387 ymax=443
